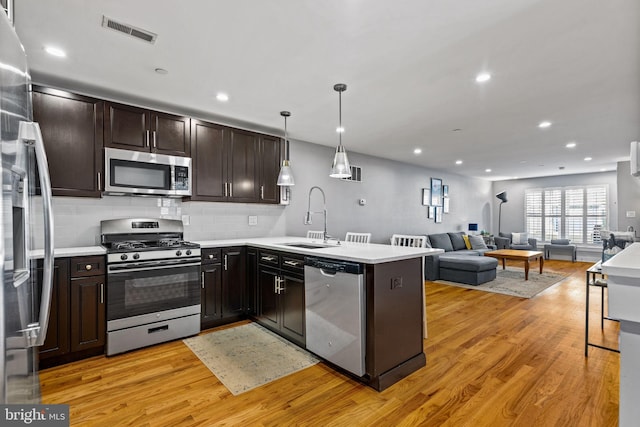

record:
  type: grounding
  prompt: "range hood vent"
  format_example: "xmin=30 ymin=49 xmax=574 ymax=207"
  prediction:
xmin=101 ymin=16 xmax=157 ymax=44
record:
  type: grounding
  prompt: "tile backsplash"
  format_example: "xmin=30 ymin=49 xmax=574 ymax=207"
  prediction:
xmin=31 ymin=195 xmax=287 ymax=248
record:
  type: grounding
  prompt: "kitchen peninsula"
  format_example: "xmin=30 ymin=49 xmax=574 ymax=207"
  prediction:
xmin=197 ymin=236 xmax=443 ymax=390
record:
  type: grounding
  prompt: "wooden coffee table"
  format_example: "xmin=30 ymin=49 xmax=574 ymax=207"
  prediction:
xmin=484 ymin=249 xmax=544 ymax=280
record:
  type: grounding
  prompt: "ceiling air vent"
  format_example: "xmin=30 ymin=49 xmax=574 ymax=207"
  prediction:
xmin=341 ymin=165 xmax=362 ymax=182
xmin=101 ymin=16 xmax=157 ymax=44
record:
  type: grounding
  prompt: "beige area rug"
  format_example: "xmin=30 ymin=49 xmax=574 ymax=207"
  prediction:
xmin=183 ymin=322 xmax=319 ymax=395
xmin=435 ymin=266 xmax=568 ymax=298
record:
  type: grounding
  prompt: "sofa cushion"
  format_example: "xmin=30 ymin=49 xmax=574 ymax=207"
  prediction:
xmin=448 ymin=232 xmax=467 ymax=251
xmin=468 ymin=235 xmax=488 ymax=250
xmin=429 ymin=233 xmax=454 ymax=252
xmin=512 ymin=232 xmax=529 ymax=245
xmin=550 ymin=238 xmax=570 ymax=245
xmin=511 ymin=244 xmax=534 ymax=250
xmin=499 ymin=232 xmax=511 ymax=239
xmin=439 ymin=255 xmax=498 ymax=272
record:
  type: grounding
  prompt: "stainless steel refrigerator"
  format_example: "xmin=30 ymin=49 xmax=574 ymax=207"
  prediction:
xmin=0 ymin=10 xmax=55 ymax=403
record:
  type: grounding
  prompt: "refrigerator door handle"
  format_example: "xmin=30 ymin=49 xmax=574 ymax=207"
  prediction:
xmin=19 ymin=121 xmax=55 ymax=347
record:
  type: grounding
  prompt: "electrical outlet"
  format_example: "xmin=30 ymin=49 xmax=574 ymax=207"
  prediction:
xmin=248 ymin=215 xmax=258 ymax=226
xmin=391 ymin=277 xmax=403 ymax=289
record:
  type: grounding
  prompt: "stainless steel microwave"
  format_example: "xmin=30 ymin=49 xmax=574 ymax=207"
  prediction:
xmin=104 ymin=147 xmax=192 ymax=197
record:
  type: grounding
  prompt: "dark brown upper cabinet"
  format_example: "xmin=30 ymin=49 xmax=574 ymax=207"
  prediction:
xmin=258 ymin=135 xmax=281 ymax=204
xmin=104 ymin=102 xmax=191 ymax=157
xmin=32 ymin=86 xmax=104 ymax=198
xmin=190 ymin=120 xmax=277 ymax=203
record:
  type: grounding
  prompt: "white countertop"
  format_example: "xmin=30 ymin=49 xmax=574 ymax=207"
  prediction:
xmin=31 ymin=246 xmax=106 ymax=259
xmin=602 ymin=242 xmax=640 ymax=278
xmin=196 ymin=236 xmax=443 ymax=264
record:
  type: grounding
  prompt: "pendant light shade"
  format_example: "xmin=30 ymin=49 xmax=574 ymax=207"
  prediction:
xmin=277 ymin=111 xmax=295 ymax=186
xmin=330 ymin=83 xmax=352 ymax=179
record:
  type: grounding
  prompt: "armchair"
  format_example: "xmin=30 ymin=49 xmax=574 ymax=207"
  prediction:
xmin=494 ymin=232 xmax=538 ymax=251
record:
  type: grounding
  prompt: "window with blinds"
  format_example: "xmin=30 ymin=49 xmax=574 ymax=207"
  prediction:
xmin=524 ymin=185 xmax=608 ymax=244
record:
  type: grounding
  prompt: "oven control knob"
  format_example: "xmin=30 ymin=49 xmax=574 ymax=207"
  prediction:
xmin=186 ymin=250 xmax=192 ymax=256
xmin=133 ymin=253 xmax=140 ymax=260
xmin=176 ymin=250 xmax=182 ymax=256
xmin=120 ymin=254 xmax=128 ymax=261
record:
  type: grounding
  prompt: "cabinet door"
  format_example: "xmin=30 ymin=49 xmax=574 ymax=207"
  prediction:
xmin=257 ymin=268 xmax=279 ymax=329
xmin=201 ymin=263 xmax=222 ymax=326
xmin=190 ymin=120 xmax=227 ymax=201
xmin=70 ymin=276 xmax=106 ymax=352
xmin=104 ymin=102 xmax=150 ymax=151
xmin=32 ymin=87 xmax=104 ymax=197
xmin=40 ymin=259 xmax=70 ymax=359
xmin=280 ymin=273 xmax=305 ymax=346
xmin=151 ymin=112 xmax=190 ymax=156
xmin=228 ymin=129 xmax=259 ymax=202
xmin=245 ymin=249 xmax=258 ymax=316
xmin=222 ymin=248 xmax=246 ymax=317
xmin=259 ymin=135 xmax=281 ymax=204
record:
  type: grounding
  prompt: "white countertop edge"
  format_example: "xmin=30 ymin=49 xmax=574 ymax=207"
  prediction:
xmin=196 ymin=237 xmax=443 ymax=264
xmin=31 ymin=246 xmax=107 ymax=259
xmin=602 ymin=242 xmax=640 ymax=278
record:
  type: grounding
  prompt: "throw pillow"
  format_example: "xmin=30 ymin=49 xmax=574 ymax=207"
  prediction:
xmin=462 ymin=235 xmax=472 ymax=250
xmin=550 ymin=238 xmax=570 ymax=245
xmin=511 ymin=232 xmax=528 ymax=245
xmin=468 ymin=235 xmax=488 ymax=250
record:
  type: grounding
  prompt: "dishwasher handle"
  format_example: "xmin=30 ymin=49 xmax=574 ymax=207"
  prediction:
xmin=305 ymin=257 xmax=363 ymax=275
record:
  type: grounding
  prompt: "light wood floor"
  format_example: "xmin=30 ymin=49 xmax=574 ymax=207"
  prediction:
xmin=40 ymin=260 xmax=619 ymax=426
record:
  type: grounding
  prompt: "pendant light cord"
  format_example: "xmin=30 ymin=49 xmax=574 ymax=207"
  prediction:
xmin=338 ymin=90 xmax=342 ymax=148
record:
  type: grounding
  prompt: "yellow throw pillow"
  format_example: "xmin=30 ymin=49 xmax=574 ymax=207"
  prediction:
xmin=462 ymin=234 xmax=472 ymax=249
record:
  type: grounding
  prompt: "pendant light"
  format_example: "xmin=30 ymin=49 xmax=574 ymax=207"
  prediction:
xmin=277 ymin=111 xmax=295 ymax=186
xmin=330 ymin=83 xmax=352 ymax=179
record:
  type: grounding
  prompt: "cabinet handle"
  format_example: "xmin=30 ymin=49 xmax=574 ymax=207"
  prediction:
xmin=274 ymin=276 xmax=282 ymax=294
xmin=100 ymin=283 xmax=104 ymax=304
xmin=224 ymin=182 xmax=228 ymax=197
xmin=153 ymin=131 xmax=157 ymax=148
xmin=229 ymin=183 xmax=233 ymax=198
xmin=261 ymin=256 xmax=276 ymax=262
xmin=224 ymin=254 xmax=228 ymax=271
xmin=97 ymin=172 xmax=101 ymax=191
xmin=85 ymin=264 xmax=92 ymax=271
xmin=201 ymin=272 xmax=205 ymax=289
xmin=146 ymin=130 xmax=150 ymax=147
xmin=261 ymin=185 xmax=264 ymax=200
xmin=284 ymin=260 xmax=300 ymax=267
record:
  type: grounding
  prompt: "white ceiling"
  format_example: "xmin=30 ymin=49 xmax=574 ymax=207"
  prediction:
xmin=13 ymin=0 xmax=640 ymax=181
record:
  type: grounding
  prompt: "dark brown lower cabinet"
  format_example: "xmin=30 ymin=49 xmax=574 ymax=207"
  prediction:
xmin=256 ymin=250 xmax=305 ymax=347
xmin=40 ymin=256 xmax=106 ymax=368
xmin=200 ymin=247 xmax=246 ymax=330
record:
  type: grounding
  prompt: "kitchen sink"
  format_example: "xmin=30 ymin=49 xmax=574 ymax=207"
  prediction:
xmin=282 ymin=242 xmax=333 ymax=249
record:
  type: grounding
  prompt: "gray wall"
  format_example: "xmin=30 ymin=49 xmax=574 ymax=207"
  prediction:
xmin=284 ymin=140 xmax=493 ymax=244
xmin=616 ymin=160 xmax=640 ymax=233
xmin=490 ymin=171 xmax=618 ymax=236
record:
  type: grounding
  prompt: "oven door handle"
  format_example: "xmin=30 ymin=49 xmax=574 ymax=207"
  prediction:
xmin=108 ymin=260 xmax=201 ymax=274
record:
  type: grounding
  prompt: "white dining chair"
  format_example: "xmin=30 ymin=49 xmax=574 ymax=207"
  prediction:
xmin=390 ymin=234 xmax=428 ymax=248
xmin=345 ymin=232 xmax=372 ymax=243
xmin=306 ymin=230 xmax=325 ymax=239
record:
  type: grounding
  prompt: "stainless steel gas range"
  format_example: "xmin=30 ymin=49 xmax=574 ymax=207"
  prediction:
xmin=101 ymin=218 xmax=201 ymax=356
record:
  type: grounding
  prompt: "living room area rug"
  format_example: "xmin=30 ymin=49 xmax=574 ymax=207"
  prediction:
xmin=183 ymin=322 xmax=319 ymax=395
xmin=435 ymin=266 xmax=568 ymax=298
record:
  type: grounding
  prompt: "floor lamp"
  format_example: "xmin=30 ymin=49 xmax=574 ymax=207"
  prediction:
xmin=496 ymin=191 xmax=508 ymax=235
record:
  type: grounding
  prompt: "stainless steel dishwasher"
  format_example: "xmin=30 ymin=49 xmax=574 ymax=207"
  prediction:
xmin=304 ymin=257 xmax=365 ymax=376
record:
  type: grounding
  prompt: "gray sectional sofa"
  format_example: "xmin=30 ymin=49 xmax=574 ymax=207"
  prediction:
xmin=424 ymin=232 xmax=498 ymax=285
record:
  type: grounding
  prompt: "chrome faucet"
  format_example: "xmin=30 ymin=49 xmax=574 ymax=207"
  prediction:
xmin=304 ymin=186 xmax=339 ymax=244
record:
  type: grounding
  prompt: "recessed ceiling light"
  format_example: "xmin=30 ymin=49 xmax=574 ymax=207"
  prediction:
xmin=455 ymin=160 xmax=463 ymax=165
xmin=413 ymin=148 xmax=422 ymax=155
xmin=154 ymin=68 xmax=168 ymax=75
xmin=584 ymin=157 xmax=592 ymax=161
xmin=485 ymin=168 xmax=492 ymax=173
xmin=336 ymin=126 xmax=345 ymax=133
xmin=600 ymin=168 xmax=606 ymax=171
xmin=216 ymin=92 xmax=229 ymax=102
xmin=44 ymin=46 xmax=66 ymax=57
xmin=475 ymin=73 xmax=491 ymax=83
xmin=538 ymin=121 xmax=552 ymax=128
xmin=520 ymin=160 xmax=527 ymax=164
xmin=566 ymin=142 xmax=577 ymax=148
